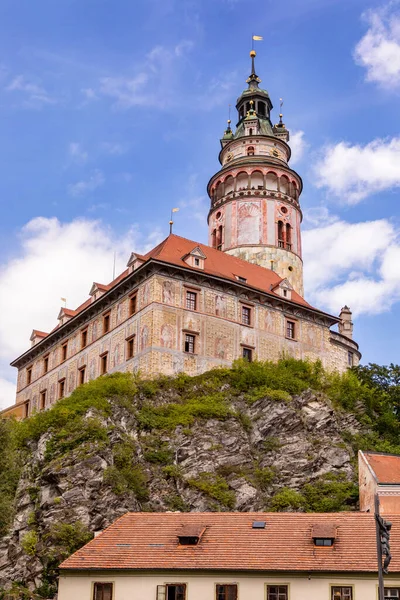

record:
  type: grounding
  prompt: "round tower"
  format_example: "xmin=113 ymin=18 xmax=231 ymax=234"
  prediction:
xmin=207 ymin=51 xmax=304 ymax=296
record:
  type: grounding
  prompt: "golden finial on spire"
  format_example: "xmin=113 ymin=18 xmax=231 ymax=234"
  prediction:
xmin=250 ymin=50 xmax=256 ymax=58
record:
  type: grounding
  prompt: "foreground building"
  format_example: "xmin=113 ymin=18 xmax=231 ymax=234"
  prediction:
xmin=58 ymin=511 xmax=400 ymax=600
xmin=359 ymin=451 xmax=400 ymax=514
xmin=2 ymin=52 xmax=360 ymax=419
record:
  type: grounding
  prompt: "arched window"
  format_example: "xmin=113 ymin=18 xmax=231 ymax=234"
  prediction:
xmin=291 ymin=181 xmax=298 ymax=200
xmin=249 ymin=128 xmax=253 ymax=136
xmin=224 ymin=175 xmax=234 ymax=195
xmin=265 ymin=172 xmax=278 ymax=191
xmin=277 ymin=221 xmax=284 ymax=248
xmin=212 ymin=229 xmax=217 ymax=249
xmin=258 ymin=102 xmax=266 ymax=117
xmin=246 ymin=102 xmax=250 ymax=113
xmin=217 ymin=225 xmax=223 ymax=250
xmin=286 ymin=224 xmax=292 ymax=250
xmin=247 ymin=146 xmax=255 ymax=156
xmin=280 ymin=176 xmax=289 ymax=195
xmin=215 ymin=181 xmax=222 ymax=201
xmin=251 ymin=170 xmax=263 ymax=189
xmin=239 ymin=107 xmax=244 ymax=120
xmin=236 ymin=171 xmax=248 ymax=191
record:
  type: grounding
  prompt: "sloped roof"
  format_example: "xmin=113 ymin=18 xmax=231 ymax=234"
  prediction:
xmin=363 ymin=452 xmax=400 ymax=484
xmin=60 ymin=511 xmax=400 ymax=573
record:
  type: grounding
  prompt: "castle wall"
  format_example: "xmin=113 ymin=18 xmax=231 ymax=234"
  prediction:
xmin=14 ymin=273 xmax=359 ymax=416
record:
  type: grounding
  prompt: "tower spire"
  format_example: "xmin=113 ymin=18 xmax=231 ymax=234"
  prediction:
xmin=246 ymin=50 xmax=261 ymax=90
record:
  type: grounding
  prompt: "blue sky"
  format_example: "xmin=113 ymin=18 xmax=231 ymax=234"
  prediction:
xmin=1 ymin=0 xmax=400 ymax=408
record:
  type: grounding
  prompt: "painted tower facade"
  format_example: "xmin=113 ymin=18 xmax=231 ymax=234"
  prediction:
xmin=207 ymin=51 xmax=304 ymax=295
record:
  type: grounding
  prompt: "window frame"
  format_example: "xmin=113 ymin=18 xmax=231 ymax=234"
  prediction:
xmin=241 ymin=304 xmax=252 ymax=326
xmin=58 ymin=379 xmax=66 ymax=400
xmin=92 ymin=581 xmax=114 ymax=600
xmin=61 ymin=342 xmax=68 ymax=362
xmin=78 ymin=366 xmax=86 ymax=386
xmin=348 ymin=351 xmax=354 ymax=367
xmin=103 ymin=311 xmax=111 ymax=334
xmin=165 ymin=583 xmax=187 ymax=600
xmin=100 ymin=352 xmax=108 ymax=375
xmin=40 ymin=390 xmax=47 ymax=410
xmin=43 ymin=354 xmax=49 ymax=374
xmin=185 ymin=290 xmax=197 ymax=311
xmin=26 ymin=366 xmax=33 ymax=385
xmin=184 ymin=333 xmax=196 ymax=354
xmin=129 ymin=293 xmax=137 ymax=316
xmin=384 ymin=587 xmax=400 ymax=598
xmin=126 ymin=335 xmax=135 ymax=359
xmin=285 ymin=319 xmax=296 ymax=340
xmin=215 ymin=583 xmax=238 ymax=600
xmin=81 ymin=327 xmax=88 ymax=349
xmin=266 ymin=584 xmax=289 ymax=600
xmin=24 ymin=401 xmax=29 ymax=419
xmin=242 ymin=346 xmax=253 ymax=362
xmin=330 ymin=585 xmax=354 ymax=600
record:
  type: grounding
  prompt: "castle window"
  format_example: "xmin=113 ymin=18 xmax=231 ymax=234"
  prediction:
xmin=286 ymin=224 xmax=292 ymax=250
xmin=126 ymin=335 xmax=135 ymax=359
xmin=24 ymin=401 xmax=29 ymax=419
xmin=40 ymin=390 xmax=46 ymax=410
xmin=242 ymin=347 xmax=252 ymax=362
xmin=79 ymin=366 xmax=86 ymax=386
xmin=286 ymin=320 xmax=296 ymax=339
xmin=81 ymin=328 xmax=88 ymax=349
xmin=93 ymin=582 xmax=113 ymax=600
xmin=216 ymin=584 xmax=238 ymax=600
xmin=212 ymin=228 xmax=217 ymax=249
xmin=217 ymin=225 xmax=223 ymax=250
xmin=58 ymin=379 xmax=65 ymax=399
xmin=26 ymin=366 xmax=32 ymax=385
xmin=242 ymin=306 xmax=251 ymax=326
xmin=43 ymin=355 xmax=49 ymax=374
xmin=186 ymin=291 xmax=197 ymax=311
xmin=103 ymin=311 xmax=111 ymax=334
xmin=331 ymin=587 xmax=352 ymax=600
xmin=129 ymin=294 xmax=137 ymax=316
xmin=277 ymin=221 xmax=284 ymax=248
xmin=61 ymin=342 xmax=68 ymax=362
xmin=100 ymin=353 xmax=108 ymax=375
xmin=247 ymin=145 xmax=255 ymax=156
xmin=194 ymin=257 xmax=200 ymax=266
xmin=249 ymin=127 xmax=253 ymax=136
xmin=348 ymin=351 xmax=354 ymax=367
xmin=267 ymin=585 xmax=288 ymax=600
xmin=184 ymin=334 xmax=195 ymax=354
xmin=258 ymin=102 xmax=266 ymax=117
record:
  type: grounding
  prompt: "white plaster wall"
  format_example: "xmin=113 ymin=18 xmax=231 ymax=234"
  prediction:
xmin=58 ymin=571 xmax=395 ymax=600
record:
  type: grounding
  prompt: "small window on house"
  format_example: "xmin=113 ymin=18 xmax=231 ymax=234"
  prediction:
xmin=93 ymin=582 xmax=113 ymax=600
xmin=216 ymin=584 xmax=238 ymax=600
xmin=286 ymin=320 xmax=295 ymax=339
xmin=43 ymin=355 xmax=49 ymax=374
xmin=62 ymin=342 xmax=68 ymax=362
xmin=166 ymin=585 xmax=186 ymax=600
xmin=26 ymin=366 xmax=32 ymax=385
xmin=314 ymin=538 xmax=334 ymax=546
xmin=194 ymin=257 xmax=200 ymax=266
xmin=348 ymin=351 xmax=354 ymax=367
xmin=129 ymin=294 xmax=137 ymax=316
xmin=103 ymin=312 xmax=111 ymax=334
xmin=186 ymin=291 xmax=197 ymax=311
xmin=126 ymin=336 xmax=135 ymax=359
xmin=184 ymin=334 xmax=195 ymax=354
xmin=81 ymin=328 xmax=88 ymax=348
xmin=331 ymin=587 xmax=353 ymax=600
xmin=236 ymin=275 xmax=247 ymax=283
xmin=242 ymin=347 xmax=252 ymax=362
xmin=40 ymin=390 xmax=46 ymax=410
xmin=384 ymin=588 xmax=400 ymax=598
xmin=79 ymin=366 xmax=86 ymax=386
xmin=267 ymin=586 xmax=288 ymax=600
xmin=101 ymin=353 xmax=108 ymax=375
xmin=58 ymin=379 xmax=65 ymax=399
xmin=283 ymin=289 xmax=287 ymax=297
xmin=242 ymin=306 xmax=251 ymax=325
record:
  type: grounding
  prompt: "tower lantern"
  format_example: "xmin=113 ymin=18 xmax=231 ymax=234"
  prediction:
xmin=207 ymin=50 xmax=304 ymax=295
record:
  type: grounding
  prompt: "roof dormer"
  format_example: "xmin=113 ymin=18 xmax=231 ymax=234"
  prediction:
xmin=127 ymin=252 xmax=145 ymax=274
xmin=271 ymin=278 xmax=293 ymax=300
xmin=57 ymin=307 xmax=76 ymax=326
xmin=311 ymin=524 xmax=337 ymax=547
xmin=182 ymin=247 xmax=207 ymax=270
xmin=30 ymin=329 xmax=48 ymax=347
xmin=177 ymin=525 xmax=206 ymax=546
xmin=89 ymin=282 xmax=108 ymax=302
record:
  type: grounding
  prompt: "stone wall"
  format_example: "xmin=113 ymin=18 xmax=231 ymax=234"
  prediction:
xmin=14 ymin=273 xmax=358 ymax=413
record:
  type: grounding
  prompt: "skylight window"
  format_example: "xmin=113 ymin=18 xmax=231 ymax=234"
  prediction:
xmin=314 ymin=538 xmax=334 ymax=547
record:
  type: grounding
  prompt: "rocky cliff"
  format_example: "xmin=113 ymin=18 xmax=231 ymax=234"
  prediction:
xmin=0 ymin=359 xmax=396 ymax=598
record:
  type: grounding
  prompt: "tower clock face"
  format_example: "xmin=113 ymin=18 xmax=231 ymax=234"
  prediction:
xmin=270 ymin=148 xmax=282 ymax=159
xmin=226 ymin=152 xmax=233 ymax=163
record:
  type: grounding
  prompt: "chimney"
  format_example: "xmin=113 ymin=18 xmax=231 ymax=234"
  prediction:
xmin=338 ymin=305 xmax=353 ymax=339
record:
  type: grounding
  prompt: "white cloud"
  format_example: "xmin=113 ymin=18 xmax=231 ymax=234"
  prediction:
xmin=6 ymin=75 xmax=56 ymax=107
xmin=68 ymin=169 xmax=105 ymax=197
xmin=101 ymin=142 xmax=128 ymax=155
xmin=69 ymin=142 xmax=88 ymax=164
xmin=354 ymin=3 xmax=400 ymax=88
xmin=303 ymin=215 xmax=400 ymax=316
xmin=0 ymin=217 xmax=163 ymax=410
xmin=314 ymin=137 xmax=400 ymax=203
xmin=99 ymin=73 xmax=149 ymax=109
xmin=288 ymin=130 xmax=307 ymax=166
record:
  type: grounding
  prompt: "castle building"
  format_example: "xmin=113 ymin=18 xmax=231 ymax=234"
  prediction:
xmin=2 ymin=52 xmax=360 ymax=419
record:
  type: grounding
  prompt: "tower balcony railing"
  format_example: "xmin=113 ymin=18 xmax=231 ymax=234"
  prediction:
xmin=212 ymin=188 xmax=300 ymax=208
xmin=278 ymin=240 xmax=284 ymax=248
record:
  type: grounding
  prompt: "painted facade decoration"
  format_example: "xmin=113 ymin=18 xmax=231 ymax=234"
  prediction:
xmin=1 ymin=51 xmax=361 ymax=420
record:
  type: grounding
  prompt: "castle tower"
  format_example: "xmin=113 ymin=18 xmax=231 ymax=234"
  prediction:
xmin=207 ymin=51 xmax=304 ymax=295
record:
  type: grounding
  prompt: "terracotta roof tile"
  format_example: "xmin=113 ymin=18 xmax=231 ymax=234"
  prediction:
xmin=364 ymin=452 xmax=400 ymax=484
xmin=60 ymin=511 xmax=399 ymax=573
xmin=31 ymin=330 xmax=48 ymax=338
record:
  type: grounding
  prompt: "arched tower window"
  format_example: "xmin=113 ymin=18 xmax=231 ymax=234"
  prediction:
xmin=239 ymin=107 xmax=244 ymax=120
xmin=265 ymin=172 xmax=278 ymax=191
xmin=247 ymin=146 xmax=255 ymax=156
xmin=212 ymin=228 xmax=217 ymax=249
xmin=286 ymin=224 xmax=292 ymax=250
xmin=248 ymin=128 xmax=253 ymax=136
xmin=278 ymin=221 xmax=284 ymax=248
xmin=236 ymin=171 xmax=248 ymax=191
xmin=217 ymin=225 xmax=223 ymax=250
xmin=258 ymin=102 xmax=266 ymax=117
xmin=246 ymin=102 xmax=250 ymax=113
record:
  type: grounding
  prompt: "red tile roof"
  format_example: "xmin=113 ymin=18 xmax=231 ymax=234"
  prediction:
xmin=60 ymin=511 xmax=399 ymax=573
xmin=31 ymin=330 xmax=48 ymax=338
xmin=364 ymin=452 xmax=400 ymax=484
